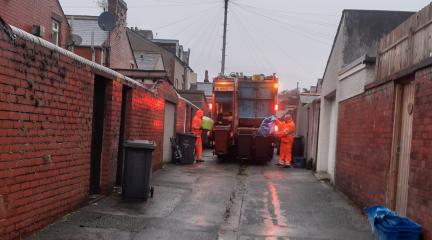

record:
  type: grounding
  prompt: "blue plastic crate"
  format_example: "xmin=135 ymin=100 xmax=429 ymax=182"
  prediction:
xmin=292 ymin=157 xmax=305 ymax=168
xmin=375 ymin=217 xmax=421 ymax=240
xmin=364 ymin=205 xmax=393 ymax=232
xmin=364 ymin=205 xmax=421 ymax=240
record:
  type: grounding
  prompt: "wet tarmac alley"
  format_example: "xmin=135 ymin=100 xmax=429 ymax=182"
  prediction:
xmin=28 ymin=150 xmax=373 ymax=240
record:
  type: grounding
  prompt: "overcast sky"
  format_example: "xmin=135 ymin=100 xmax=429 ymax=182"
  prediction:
xmin=59 ymin=0 xmax=430 ymax=91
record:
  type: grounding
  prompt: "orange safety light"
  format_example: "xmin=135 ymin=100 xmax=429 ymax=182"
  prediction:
xmin=274 ymin=83 xmax=278 ymax=89
xmin=274 ymin=125 xmax=279 ymax=132
xmin=218 ymin=81 xmax=229 ymax=85
xmin=274 ymin=104 xmax=279 ymax=111
xmin=209 ymin=103 xmax=213 ymax=110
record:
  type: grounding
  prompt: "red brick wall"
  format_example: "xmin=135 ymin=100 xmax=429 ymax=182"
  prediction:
xmin=0 ymin=31 xmax=94 ymax=239
xmin=408 ymin=68 xmax=432 ymax=239
xmin=0 ymin=0 xmax=70 ymax=48
xmin=99 ymin=80 xmax=122 ymax=194
xmin=125 ymin=80 xmax=179 ymax=171
xmin=336 ymin=82 xmax=395 ymax=207
xmin=176 ymin=100 xmax=186 ymax=133
xmin=0 ymin=21 xmax=185 ymax=239
xmin=337 ymin=74 xmax=432 ymax=238
xmin=74 ymin=47 xmax=103 ymax=65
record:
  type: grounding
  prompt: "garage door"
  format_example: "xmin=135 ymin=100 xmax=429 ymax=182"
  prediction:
xmin=163 ymin=102 xmax=176 ymax=163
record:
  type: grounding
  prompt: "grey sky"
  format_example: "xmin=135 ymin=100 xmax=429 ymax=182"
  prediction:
xmin=59 ymin=0 xmax=429 ymax=90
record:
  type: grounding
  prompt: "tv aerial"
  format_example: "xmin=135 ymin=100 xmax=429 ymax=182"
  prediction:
xmin=98 ymin=12 xmax=116 ymax=31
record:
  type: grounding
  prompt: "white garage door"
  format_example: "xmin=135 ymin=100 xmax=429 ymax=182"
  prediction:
xmin=163 ymin=102 xmax=176 ymax=163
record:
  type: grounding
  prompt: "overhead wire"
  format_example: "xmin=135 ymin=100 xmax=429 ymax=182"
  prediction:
xmin=231 ymin=2 xmax=332 ymax=46
xmin=192 ymin=9 xmax=223 ymax=67
xmin=230 ymin=6 xmax=275 ymax=73
xmin=235 ymin=3 xmax=335 ymax=39
xmin=152 ymin=5 xmax=221 ymax=31
xmin=63 ymin=0 xmax=221 ymax=9
xmin=182 ymin=9 xmax=221 ymax=50
xmin=231 ymin=1 xmax=338 ymax=28
xmin=230 ymin=3 xmax=321 ymax=82
xmin=163 ymin=7 xmax=219 ymax=41
xmin=230 ymin=2 xmax=341 ymax=17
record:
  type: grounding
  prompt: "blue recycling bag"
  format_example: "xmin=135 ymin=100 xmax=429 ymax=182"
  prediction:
xmin=257 ymin=116 xmax=277 ymax=137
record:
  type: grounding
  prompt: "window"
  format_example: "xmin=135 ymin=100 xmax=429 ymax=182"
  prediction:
xmin=51 ymin=19 xmax=60 ymax=45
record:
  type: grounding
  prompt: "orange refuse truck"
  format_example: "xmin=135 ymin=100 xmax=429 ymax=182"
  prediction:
xmin=210 ymin=73 xmax=279 ymax=163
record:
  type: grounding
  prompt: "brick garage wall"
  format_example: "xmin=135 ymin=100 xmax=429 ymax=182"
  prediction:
xmin=0 ymin=26 xmax=128 ymax=239
xmin=336 ymin=82 xmax=395 ymax=207
xmin=0 ymin=30 xmax=96 ymax=239
xmin=0 ymin=0 xmax=70 ymax=48
xmin=99 ymin=80 xmax=122 ymax=194
xmin=0 ymin=21 xmax=183 ymax=240
xmin=125 ymin=80 xmax=178 ymax=171
xmin=176 ymin=100 xmax=186 ymax=133
xmin=408 ymin=68 xmax=432 ymax=239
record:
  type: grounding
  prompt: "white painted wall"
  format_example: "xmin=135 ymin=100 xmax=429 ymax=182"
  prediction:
xmin=317 ymin=97 xmax=332 ymax=172
xmin=327 ymin=98 xmax=338 ymax=182
xmin=316 ymin=19 xmax=345 ymax=176
xmin=306 ymin=101 xmax=320 ymax=164
xmin=338 ymin=64 xmax=375 ymax=102
xmin=174 ymin=60 xmax=184 ymax=89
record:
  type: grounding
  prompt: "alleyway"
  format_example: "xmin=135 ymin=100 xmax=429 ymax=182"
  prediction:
xmin=28 ymin=150 xmax=373 ymax=240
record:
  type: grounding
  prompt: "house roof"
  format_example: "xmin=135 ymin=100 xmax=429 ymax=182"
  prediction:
xmin=194 ymin=82 xmax=213 ymax=96
xmin=128 ymin=29 xmax=194 ymax=72
xmin=321 ymin=9 xmax=414 ymax=83
xmin=134 ymin=52 xmax=164 ymax=71
xmin=67 ymin=15 xmax=108 ymax=47
xmin=178 ymin=90 xmax=208 ymax=106
xmin=299 ymin=94 xmax=320 ymax=104
xmin=151 ymin=39 xmax=180 ymax=44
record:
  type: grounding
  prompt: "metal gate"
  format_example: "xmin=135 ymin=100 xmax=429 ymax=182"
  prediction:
xmin=394 ymin=81 xmax=415 ymax=216
xmin=163 ymin=102 xmax=176 ymax=163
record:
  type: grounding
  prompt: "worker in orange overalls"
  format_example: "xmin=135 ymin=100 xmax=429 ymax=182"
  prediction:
xmin=277 ymin=114 xmax=296 ymax=168
xmin=192 ymin=109 xmax=204 ymax=163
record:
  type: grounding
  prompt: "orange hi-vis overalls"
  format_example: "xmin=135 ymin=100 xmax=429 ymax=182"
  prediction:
xmin=279 ymin=119 xmax=296 ymax=166
xmin=192 ymin=110 xmax=204 ymax=161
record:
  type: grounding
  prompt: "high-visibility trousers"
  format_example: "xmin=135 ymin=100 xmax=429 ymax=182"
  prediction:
xmin=194 ymin=132 xmax=203 ymax=160
xmin=279 ymin=140 xmax=293 ymax=165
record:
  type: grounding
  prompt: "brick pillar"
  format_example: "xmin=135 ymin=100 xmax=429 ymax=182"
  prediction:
xmin=100 ymin=79 xmax=123 ymax=194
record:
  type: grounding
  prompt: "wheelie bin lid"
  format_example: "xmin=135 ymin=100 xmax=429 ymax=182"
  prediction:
xmin=177 ymin=132 xmax=196 ymax=137
xmin=124 ymin=140 xmax=156 ymax=150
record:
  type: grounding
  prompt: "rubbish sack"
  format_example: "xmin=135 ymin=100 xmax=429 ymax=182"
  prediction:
xmin=257 ymin=115 xmax=277 ymax=137
xmin=201 ymin=116 xmax=214 ymax=130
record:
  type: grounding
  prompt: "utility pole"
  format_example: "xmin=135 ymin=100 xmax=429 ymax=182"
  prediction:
xmin=221 ymin=0 xmax=228 ymax=75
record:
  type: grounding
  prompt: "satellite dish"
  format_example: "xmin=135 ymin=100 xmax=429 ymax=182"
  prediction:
xmin=66 ymin=34 xmax=83 ymax=47
xmin=98 ymin=12 xmax=116 ymax=31
xmin=70 ymin=34 xmax=82 ymax=46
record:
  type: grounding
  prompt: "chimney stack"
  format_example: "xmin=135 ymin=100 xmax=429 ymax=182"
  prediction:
xmin=204 ymin=70 xmax=209 ymax=83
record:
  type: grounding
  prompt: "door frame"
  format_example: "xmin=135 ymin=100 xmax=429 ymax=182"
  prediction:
xmin=162 ymin=100 xmax=177 ymax=163
xmin=387 ymin=77 xmax=414 ymax=210
xmin=116 ymin=85 xmax=131 ymax=186
xmin=89 ymin=75 xmax=107 ymax=194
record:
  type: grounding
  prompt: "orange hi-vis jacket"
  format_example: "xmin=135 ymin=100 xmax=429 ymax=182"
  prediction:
xmin=278 ymin=119 xmax=296 ymax=165
xmin=192 ymin=110 xmax=204 ymax=160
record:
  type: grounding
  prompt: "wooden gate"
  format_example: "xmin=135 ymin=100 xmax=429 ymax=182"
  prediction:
xmin=390 ymin=80 xmax=415 ymax=216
